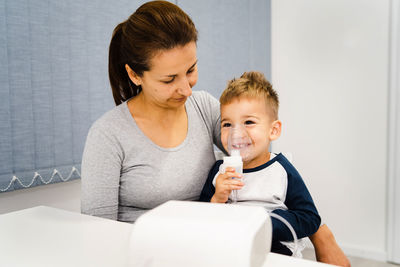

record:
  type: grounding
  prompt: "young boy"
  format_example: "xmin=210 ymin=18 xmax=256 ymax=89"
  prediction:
xmin=200 ymin=71 xmax=321 ymax=256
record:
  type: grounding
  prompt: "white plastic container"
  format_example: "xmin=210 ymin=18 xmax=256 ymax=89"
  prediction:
xmin=222 ymin=149 xmax=243 ymax=174
xmin=128 ymin=200 xmax=272 ymax=267
xmin=221 ymin=149 xmax=243 ymax=202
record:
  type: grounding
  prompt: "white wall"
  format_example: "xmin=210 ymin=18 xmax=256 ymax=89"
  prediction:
xmin=271 ymin=0 xmax=389 ymax=261
xmin=0 ymin=180 xmax=81 ymax=214
xmin=388 ymin=1 xmax=400 ymax=263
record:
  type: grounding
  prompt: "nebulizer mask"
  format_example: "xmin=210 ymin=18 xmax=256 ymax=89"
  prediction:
xmin=219 ymin=124 xmax=252 ymax=203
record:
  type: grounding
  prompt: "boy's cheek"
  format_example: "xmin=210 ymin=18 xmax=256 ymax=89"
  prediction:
xmin=220 ymin=131 xmax=228 ymax=149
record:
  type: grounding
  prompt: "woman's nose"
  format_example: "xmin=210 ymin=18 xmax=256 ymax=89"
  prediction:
xmin=177 ymin=77 xmax=192 ymax=97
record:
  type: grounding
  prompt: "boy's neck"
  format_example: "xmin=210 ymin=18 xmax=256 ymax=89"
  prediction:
xmin=243 ymin=151 xmax=271 ymax=169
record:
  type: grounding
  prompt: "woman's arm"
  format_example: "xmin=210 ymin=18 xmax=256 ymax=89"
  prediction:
xmin=309 ymin=224 xmax=351 ymax=267
xmin=81 ymin=125 xmax=122 ymax=220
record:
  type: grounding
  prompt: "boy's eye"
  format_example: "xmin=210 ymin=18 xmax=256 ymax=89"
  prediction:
xmin=222 ymin=122 xmax=231 ymax=128
xmin=244 ymin=120 xmax=255 ymax=125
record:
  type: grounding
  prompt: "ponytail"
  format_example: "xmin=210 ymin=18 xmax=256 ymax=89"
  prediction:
xmin=108 ymin=23 xmax=141 ymax=106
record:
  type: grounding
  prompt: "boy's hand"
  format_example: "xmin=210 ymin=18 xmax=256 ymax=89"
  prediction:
xmin=211 ymin=167 xmax=244 ymax=203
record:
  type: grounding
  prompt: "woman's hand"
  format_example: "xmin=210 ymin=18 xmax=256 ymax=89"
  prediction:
xmin=211 ymin=167 xmax=244 ymax=203
xmin=309 ymin=224 xmax=351 ymax=267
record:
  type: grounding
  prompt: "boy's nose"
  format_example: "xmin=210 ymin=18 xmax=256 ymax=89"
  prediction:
xmin=231 ymin=125 xmax=248 ymax=138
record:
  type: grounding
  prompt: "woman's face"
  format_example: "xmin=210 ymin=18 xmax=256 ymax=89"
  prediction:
xmin=131 ymin=41 xmax=198 ymax=108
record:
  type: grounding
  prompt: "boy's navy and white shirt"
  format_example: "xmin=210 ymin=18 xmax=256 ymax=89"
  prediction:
xmin=199 ymin=153 xmax=321 ymax=256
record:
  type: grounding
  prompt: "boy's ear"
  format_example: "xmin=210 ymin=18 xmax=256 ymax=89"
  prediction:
xmin=269 ymin=120 xmax=282 ymax=141
xmin=125 ymin=64 xmax=142 ymax=86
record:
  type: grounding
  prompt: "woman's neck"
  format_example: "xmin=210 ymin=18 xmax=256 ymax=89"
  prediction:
xmin=126 ymin=92 xmax=189 ymax=148
xmin=128 ymin=92 xmax=186 ymax=123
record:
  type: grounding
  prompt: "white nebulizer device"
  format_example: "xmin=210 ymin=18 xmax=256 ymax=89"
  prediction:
xmin=221 ymin=149 xmax=243 ymax=203
xmin=128 ymin=200 xmax=273 ymax=267
xmin=222 ymin=149 xmax=243 ymax=174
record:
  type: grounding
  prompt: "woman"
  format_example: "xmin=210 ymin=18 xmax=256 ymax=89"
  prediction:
xmin=81 ymin=1 xmax=349 ymax=266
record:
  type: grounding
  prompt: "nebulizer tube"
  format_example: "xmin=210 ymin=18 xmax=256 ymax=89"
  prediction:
xmin=269 ymin=212 xmax=299 ymax=257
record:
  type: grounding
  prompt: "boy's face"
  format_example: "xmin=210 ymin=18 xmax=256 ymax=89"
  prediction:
xmin=220 ymin=97 xmax=281 ymax=169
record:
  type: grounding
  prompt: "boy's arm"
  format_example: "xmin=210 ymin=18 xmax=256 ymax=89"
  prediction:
xmin=271 ymin=159 xmax=321 ymax=242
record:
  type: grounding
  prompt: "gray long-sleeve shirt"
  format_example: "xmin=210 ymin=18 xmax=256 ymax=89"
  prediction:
xmin=81 ymin=91 xmax=222 ymax=222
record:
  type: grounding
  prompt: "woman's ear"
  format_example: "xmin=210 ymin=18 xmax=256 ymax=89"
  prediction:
xmin=125 ymin=64 xmax=142 ymax=86
xmin=269 ymin=120 xmax=282 ymax=141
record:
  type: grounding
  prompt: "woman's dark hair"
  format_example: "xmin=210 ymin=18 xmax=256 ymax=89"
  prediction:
xmin=109 ymin=1 xmax=198 ymax=105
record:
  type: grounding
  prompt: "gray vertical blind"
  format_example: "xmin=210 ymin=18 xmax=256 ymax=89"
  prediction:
xmin=0 ymin=0 xmax=271 ymax=193
xmin=0 ymin=0 xmax=146 ymax=192
xmin=179 ymin=0 xmax=271 ymax=99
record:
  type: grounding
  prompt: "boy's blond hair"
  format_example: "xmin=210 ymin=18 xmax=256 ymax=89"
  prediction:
xmin=220 ymin=71 xmax=279 ymax=120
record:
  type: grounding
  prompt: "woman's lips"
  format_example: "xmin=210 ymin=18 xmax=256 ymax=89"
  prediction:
xmin=173 ymin=97 xmax=186 ymax=102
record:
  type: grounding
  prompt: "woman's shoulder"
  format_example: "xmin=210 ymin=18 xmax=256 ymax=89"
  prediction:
xmin=188 ymin=90 xmax=219 ymax=113
xmin=190 ymin=90 xmax=218 ymax=103
xmin=89 ymin=102 xmax=129 ymax=136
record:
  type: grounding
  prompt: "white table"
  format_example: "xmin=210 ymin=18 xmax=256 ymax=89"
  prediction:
xmin=0 ymin=206 xmax=336 ymax=267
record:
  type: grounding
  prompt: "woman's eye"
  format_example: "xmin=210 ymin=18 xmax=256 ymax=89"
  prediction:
xmin=187 ymin=68 xmax=195 ymax=74
xmin=245 ymin=120 xmax=255 ymax=125
xmin=222 ymin=122 xmax=231 ymax=128
xmin=162 ymin=77 xmax=175 ymax=84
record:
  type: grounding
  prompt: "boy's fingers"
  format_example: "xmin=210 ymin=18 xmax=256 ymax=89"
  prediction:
xmin=223 ymin=180 xmax=244 ymax=187
xmin=229 ymin=185 xmax=243 ymax=190
xmin=231 ymin=180 xmax=244 ymax=186
xmin=224 ymin=171 xmax=242 ymax=179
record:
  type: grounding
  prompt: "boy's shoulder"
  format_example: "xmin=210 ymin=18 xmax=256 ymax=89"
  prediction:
xmin=272 ymin=153 xmax=298 ymax=171
xmin=271 ymin=153 xmax=304 ymax=181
